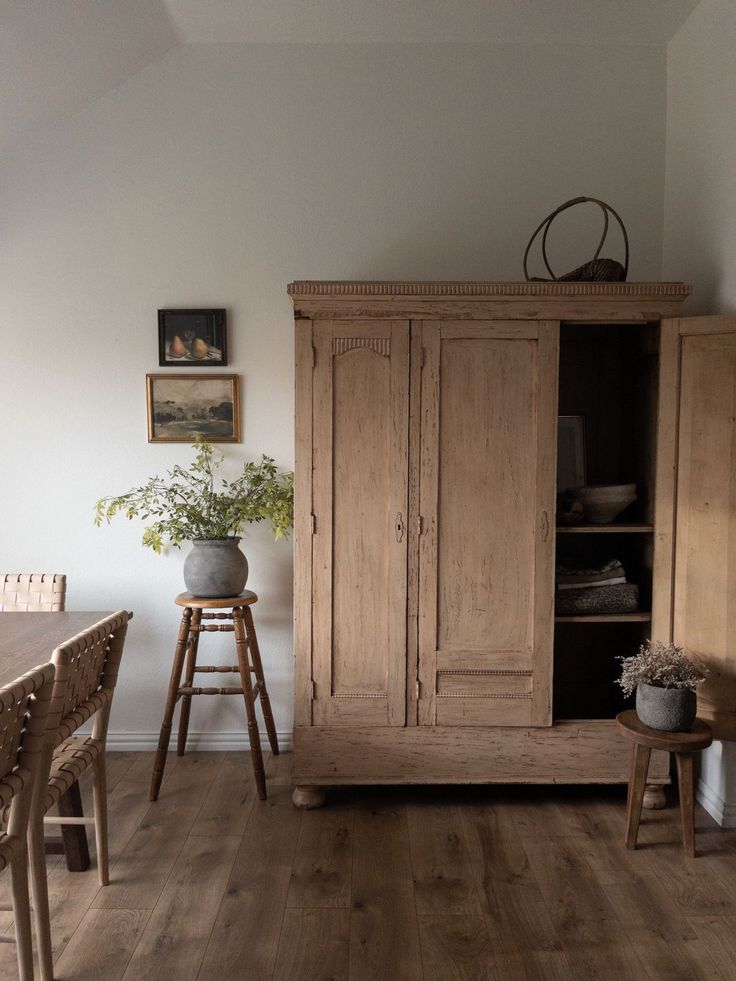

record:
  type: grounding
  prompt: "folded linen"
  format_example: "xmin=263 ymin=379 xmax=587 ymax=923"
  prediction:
xmin=556 ymin=576 xmax=627 ymax=591
xmin=555 ymin=582 xmax=639 ymax=615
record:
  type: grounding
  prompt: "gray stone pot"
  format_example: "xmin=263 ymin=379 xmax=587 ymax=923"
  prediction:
xmin=183 ymin=538 xmax=248 ymax=598
xmin=636 ymin=683 xmax=697 ymax=732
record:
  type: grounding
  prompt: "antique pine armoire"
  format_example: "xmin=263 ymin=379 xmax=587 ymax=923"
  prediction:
xmin=288 ymin=281 xmax=736 ymax=809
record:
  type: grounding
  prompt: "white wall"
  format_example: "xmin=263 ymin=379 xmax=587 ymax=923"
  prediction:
xmin=0 ymin=41 xmax=667 ymax=748
xmin=664 ymin=0 xmax=736 ymax=825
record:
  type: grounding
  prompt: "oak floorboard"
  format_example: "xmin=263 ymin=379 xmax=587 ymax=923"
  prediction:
xmin=52 ymin=908 xmax=151 ymax=981
xmin=692 ymin=915 xmax=736 ymax=979
xmin=623 ymin=923 xmax=725 ymax=981
xmin=408 ymin=802 xmax=480 ymax=915
xmin=3 ymin=755 xmax=736 ymax=981
xmin=272 ymin=908 xmax=350 ymax=981
xmin=189 ymin=751 xmax=257 ymax=838
xmin=349 ymin=794 xmax=422 ymax=981
xmin=418 ymin=914 xmax=497 ymax=981
xmin=287 ymin=797 xmax=354 ymax=909
xmin=93 ymin=751 xmax=223 ymax=910
xmin=122 ymin=834 xmax=240 ymax=981
xmin=197 ymin=781 xmax=301 ymax=981
xmin=461 ymin=800 xmax=572 ymax=980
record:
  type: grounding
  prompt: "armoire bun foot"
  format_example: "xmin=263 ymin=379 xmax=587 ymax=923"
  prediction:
xmin=292 ymin=786 xmax=327 ymax=809
xmin=642 ymin=783 xmax=667 ymax=809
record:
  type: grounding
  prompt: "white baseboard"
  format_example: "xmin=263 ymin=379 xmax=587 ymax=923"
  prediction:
xmin=106 ymin=730 xmax=293 ymax=752
xmin=697 ymin=777 xmax=736 ymax=828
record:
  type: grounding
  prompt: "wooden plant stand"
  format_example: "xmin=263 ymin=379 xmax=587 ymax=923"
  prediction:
xmin=616 ymin=709 xmax=713 ymax=858
xmin=150 ymin=591 xmax=279 ymax=802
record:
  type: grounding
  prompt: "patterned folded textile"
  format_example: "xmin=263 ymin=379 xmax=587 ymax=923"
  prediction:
xmin=556 ymin=559 xmax=624 ymax=585
xmin=555 ymin=583 xmax=639 ymax=615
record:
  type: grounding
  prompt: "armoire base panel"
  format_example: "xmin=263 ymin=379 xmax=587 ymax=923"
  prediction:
xmin=292 ymin=719 xmax=670 ymax=786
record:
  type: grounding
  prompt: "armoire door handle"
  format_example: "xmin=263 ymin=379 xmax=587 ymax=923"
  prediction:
xmin=395 ymin=513 xmax=405 ymax=543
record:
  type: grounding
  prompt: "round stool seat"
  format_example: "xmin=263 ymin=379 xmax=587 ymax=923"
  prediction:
xmin=175 ymin=590 xmax=258 ymax=609
xmin=616 ymin=709 xmax=712 ymax=752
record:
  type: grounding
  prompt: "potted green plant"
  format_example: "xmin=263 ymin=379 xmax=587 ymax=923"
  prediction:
xmin=617 ymin=640 xmax=708 ymax=732
xmin=94 ymin=439 xmax=293 ymax=598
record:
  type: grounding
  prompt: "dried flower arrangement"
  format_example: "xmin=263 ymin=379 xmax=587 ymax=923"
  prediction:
xmin=617 ymin=640 xmax=708 ymax=697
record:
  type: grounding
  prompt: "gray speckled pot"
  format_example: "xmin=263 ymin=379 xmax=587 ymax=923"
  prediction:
xmin=183 ymin=538 xmax=248 ymax=598
xmin=636 ymin=683 xmax=697 ymax=732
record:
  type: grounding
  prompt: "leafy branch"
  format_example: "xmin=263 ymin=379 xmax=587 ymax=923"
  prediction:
xmin=94 ymin=439 xmax=293 ymax=553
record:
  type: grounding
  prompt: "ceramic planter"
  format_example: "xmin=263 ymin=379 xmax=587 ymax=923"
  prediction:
xmin=636 ymin=682 xmax=697 ymax=732
xmin=183 ymin=538 xmax=248 ymax=598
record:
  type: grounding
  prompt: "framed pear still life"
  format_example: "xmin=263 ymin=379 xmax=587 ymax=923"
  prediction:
xmin=158 ymin=308 xmax=227 ymax=366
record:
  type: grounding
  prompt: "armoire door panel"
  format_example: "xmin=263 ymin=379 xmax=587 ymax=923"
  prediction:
xmin=312 ymin=319 xmax=409 ymax=726
xmin=658 ymin=316 xmax=736 ymax=740
xmin=418 ymin=320 xmax=558 ymax=727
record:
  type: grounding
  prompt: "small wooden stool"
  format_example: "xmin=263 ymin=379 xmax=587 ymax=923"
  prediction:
xmin=616 ymin=709 xmax=712 ymax=858
xmin=150 ymin=591 xmax=279 ymax=802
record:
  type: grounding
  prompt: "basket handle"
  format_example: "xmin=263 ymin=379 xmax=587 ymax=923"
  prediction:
xmin=523 ymin=196 xmax=629 ymax=281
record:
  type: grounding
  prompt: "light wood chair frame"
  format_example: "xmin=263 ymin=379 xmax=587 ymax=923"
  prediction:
xmin=28 ymin=611 xmax=130 ymax=980
xmin=0 ymin=664 xmax=55 ymax=981
xmin=0 ymin=574 xmax=67 ymax=612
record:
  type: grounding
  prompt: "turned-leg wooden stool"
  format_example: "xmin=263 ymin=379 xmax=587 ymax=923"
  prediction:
xmin=616 ymin=709 xmax=713 ymax=858
xmin=150 ymin=591 xmax=279 ymax=802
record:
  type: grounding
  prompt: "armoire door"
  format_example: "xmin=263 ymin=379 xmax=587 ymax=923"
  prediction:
xmin=656 ymin=316 xmax=736 ymax=740
xmin=311 ymin=320 xmax=409 ymax=726
xmin=417 ymin=320 xmax=558 ymax=726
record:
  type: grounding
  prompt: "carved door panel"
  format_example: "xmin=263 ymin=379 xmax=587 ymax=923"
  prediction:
xmin=656 ymin=316 xmax=736 ymax=739
xmin=417 ymin=321 xmax=558 ymax=726
xmin=311 ymin=320 xmax=410 ymax=726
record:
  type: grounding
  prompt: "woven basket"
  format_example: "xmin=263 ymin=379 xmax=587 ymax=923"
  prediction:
xmin=524 ymin=196 xmax=629 ymax=282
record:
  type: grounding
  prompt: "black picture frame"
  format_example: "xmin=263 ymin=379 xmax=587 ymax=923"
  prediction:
xmin=158 ymin=308 xmax=227 ymax=367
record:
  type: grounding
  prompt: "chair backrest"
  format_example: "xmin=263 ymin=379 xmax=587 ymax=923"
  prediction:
xmin=0 ymin=664 xmax=55 ymax=837
xmin=0 ymin=574 xmax=67 ymax=612
xmin=48 ymin=611 xmax=129 ymax=746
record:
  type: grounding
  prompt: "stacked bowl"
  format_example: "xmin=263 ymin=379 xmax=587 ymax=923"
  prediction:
xmin=571 ymin=483 xmax=637 ymax=524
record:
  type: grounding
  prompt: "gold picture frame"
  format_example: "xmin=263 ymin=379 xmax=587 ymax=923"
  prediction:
xmin=146 ymin=373 xmax=240 ymax=443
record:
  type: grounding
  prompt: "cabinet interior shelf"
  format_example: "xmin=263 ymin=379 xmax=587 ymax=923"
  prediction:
xmin=556 ymin=523 xmax=654 ymax=534
xmin=555 ymin=612 xmax=653 ymax=623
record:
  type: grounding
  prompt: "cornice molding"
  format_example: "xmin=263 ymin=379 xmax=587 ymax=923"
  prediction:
xmin=288 ymin=281 xmax=692 ymax=299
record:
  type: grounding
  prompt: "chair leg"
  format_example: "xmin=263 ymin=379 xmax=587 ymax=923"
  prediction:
xmin=676 ymin=752 xmax=696 ymax=858
xmin=625 ymin=742 xmax=651 ymax=849
xmin=234 ymin=608 xmax=267 ymax=800
xmin=150 ymin=607 xmax=192 ymax=801
xmin=244 ymin=605 xmax=279 ymax=756
xmin=28 ymin=809 xmax=54 ymax=981
xmin=9 ymin=847 xmax=34 ymax=981
xmin=177 ymin=608 xmax=201 ymax=757
xmin=92 ymin=755 xmax=109 ymax=886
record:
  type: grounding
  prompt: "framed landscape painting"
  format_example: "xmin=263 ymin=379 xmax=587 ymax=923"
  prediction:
xmin=147 ymin=374 xmax=240 ymax=443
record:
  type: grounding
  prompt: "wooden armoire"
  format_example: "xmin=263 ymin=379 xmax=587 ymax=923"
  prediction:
xmin=288 ymin=281 xmax=736 ymax=808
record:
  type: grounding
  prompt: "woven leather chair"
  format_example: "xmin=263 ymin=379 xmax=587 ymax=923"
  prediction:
xmin=0 ymin=664 xmax=55 ymax=981
xmin=0 ymin=574 xmax=66 ymax=612
xmin=28 ymin=611 xmax=130 ymax=979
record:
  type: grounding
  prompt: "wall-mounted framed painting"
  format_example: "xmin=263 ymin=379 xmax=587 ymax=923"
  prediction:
xmin=147 ymin=374 xmax=240 ymax=443
xmin=158 ymin=309 xmax=227 ymax=366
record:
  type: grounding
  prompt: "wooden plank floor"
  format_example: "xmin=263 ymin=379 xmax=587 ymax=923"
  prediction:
xmin=1 ymin=751 xmax=735 ymax=980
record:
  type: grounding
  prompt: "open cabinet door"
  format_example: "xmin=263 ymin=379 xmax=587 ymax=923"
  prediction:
xmin=655 ymin=316 xmax=736 ymax=740
xmin=417 ymin=320 xmax=558 ymax=727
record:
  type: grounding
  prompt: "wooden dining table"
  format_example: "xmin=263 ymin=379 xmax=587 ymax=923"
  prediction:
xmin=0 ymin=611 xmax=122 ymax=872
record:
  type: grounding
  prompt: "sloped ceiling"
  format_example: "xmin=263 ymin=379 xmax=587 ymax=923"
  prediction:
xmin=1 ymin=0 xmax=701 ymax=162
xmin=0 ymin=0 xmax=179 ymax=160
xmin=163 ymin=0 xmax=701 ymax=45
